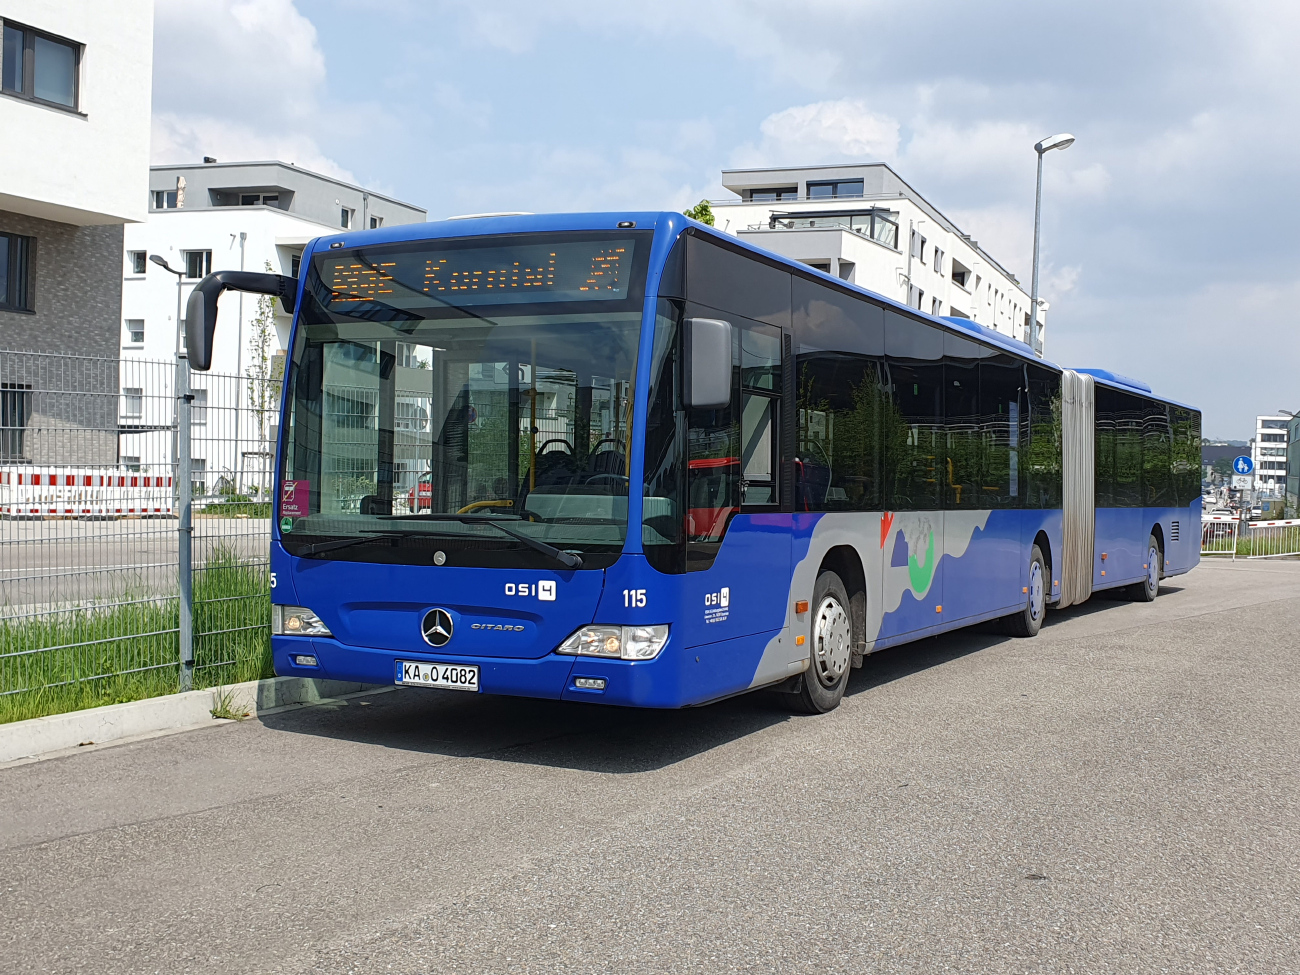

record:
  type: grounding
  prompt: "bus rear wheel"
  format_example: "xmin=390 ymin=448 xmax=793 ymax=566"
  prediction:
xmin=1130 ymin=534 xmax=1162 ymax=602
xmin=785 ymin=570 xmax=853 ymax=714
xmin=1003 ymin=544 xmax=1047 ymax=638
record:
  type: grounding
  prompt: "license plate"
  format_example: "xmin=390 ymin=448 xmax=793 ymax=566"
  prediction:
xmin=396 ymin=660 xmax=480 ymax=692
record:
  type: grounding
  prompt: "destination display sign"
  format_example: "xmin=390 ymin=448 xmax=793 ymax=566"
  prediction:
xmin=314 ymin=236 xmax=639 ymax=310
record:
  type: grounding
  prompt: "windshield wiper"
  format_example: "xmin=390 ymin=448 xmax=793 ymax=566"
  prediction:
xmin=297 ymin=530 xmax=420 ymax=556
xmin=384 ymin=513 xmax=583 ymax=569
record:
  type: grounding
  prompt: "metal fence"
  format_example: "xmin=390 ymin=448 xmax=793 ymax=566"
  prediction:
xmin=0 ymin=349 xmax=279 ymax=723
xmin=1201 ymin=515 xmax=1300 ymax=559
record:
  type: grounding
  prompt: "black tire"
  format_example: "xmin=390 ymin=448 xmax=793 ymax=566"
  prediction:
xmin=1130 ymin=534 xmax=1162 ymax=602
xmin=1003 ymin=544 xmax=1047 ymax=638
xmin=784 ymin=570 xmax=854 ymax=714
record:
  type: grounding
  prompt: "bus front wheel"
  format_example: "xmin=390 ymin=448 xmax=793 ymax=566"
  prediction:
xmin=1003 ymin=545 xmax=1047 ymax=638
xmin=785 ymin=570 xmax=853 ymax=714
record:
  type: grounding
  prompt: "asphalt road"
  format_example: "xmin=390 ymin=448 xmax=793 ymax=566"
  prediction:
xmin=2 ymin=558 xmax=1298 ymax=974
xmin=0 ymin=517 xmax=268 ymax=608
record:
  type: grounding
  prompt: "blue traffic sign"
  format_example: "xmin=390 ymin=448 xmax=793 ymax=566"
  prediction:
xmin=1233 ymin=455 xmax=1254 ymax=475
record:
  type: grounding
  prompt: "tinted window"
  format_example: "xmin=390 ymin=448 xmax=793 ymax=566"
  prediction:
xmin=885 ymin=314 xmax=943 ymax=510
xmin=1142 ymin=400 xmax=1172 ymax=506
xmin=980 ymin=353 xmax=1024 ymax=508
xmin=1095 ymin=385 xmax=1116 ymax=508
xmin=792 ymin=275 xmax=883 ymax=357
xmin=686 ymin=235 xmax=791 ymax=327
xmin=1024 ymin=365 xmax=1062 ymax=508
xmin=944 ymin=333 xmax=983 ymax=510
xmin=1112 ymin=390 xmax=1144 ymax=507
xmin=1171 ymin=406 xmax=1202 ymax=506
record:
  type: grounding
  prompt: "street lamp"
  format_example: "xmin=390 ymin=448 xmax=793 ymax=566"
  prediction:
xmin=1028 ymin=132 xmax=1074 ymax=353
xmin=150 ymin=252 xmax=195 ymax=691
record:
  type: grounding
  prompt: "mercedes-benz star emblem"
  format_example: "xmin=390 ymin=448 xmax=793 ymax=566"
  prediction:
xmin=421 ymin=608 xmax=454 ymax=647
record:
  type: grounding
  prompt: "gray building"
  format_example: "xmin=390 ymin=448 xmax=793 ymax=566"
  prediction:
xmin=146 ymin=160 xmax=426 ymax=231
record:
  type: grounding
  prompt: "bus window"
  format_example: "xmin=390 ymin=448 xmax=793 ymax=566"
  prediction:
xmin=884 ymin=312 xmax=943 ymax=511
xmin=1095 ymin=384 xmax=1117 ymax=508
xmin=685 ymin=234 xmax=791 ymax=328
xmin=740 ymin=323 xmax=781 ymax=505
xmin=944 ymin=332 xmax=983 ymax=510
xmin=1112 ymin=390 xmax=1143 ymax=507
xmin=980 ymin=352 xmax=1023 ymax=508
xmin=1142 ymin=400 xmax=1172 ymax=507
xmin=1025 ymin=365 xmax=1062 ymax=508
xmin=791 ymin=274 xmax=884 ymax=512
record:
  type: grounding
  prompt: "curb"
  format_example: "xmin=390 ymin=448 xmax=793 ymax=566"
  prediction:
xmin=0 ymin=677 xmax=382 ymax=765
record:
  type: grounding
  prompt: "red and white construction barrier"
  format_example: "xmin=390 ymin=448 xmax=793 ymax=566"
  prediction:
xmin=0 ymin=467 xmax=174 ymax=518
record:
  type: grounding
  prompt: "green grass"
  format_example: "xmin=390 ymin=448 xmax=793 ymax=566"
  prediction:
xmin=0 ymin=546 xmax=273 ymax=725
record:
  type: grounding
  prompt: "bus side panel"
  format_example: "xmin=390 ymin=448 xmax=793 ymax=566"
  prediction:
xmin=939 ymin=509 xmax=1026 ymax=624
xmin=1094 ymin=506 xmax=1143 ymax=589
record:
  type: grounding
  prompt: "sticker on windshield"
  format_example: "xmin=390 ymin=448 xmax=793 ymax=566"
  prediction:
xmin=281 ymin=480 xmax=309 ymax=517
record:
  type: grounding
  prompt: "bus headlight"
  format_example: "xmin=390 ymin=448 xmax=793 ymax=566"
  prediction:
xmin=272 ymin=605 xmax=332 ymax=637
xmin=557 ymin=624 xmax=669 ymax=661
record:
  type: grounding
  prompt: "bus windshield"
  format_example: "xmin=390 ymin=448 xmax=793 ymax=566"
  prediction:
xmin=279 ymin=230 xmax=651 ymax=569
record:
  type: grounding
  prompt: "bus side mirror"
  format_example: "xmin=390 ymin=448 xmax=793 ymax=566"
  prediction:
xmin=684 ymin=317 xmax=732 ymax=409
xmin=185 ymin=270 xmax=299 ymax=371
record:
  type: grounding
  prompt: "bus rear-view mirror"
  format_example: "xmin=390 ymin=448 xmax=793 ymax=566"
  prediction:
xmin=684 ymin=317 xmax=732 ymax=409
xmin=185 ymin=270 xmax=299 ymax=371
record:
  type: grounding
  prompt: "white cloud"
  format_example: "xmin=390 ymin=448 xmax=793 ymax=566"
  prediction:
xmin=151 ymin=0 xmax=344 ymax=176
xmin=735 ymin=99 xmax=900 ymax=168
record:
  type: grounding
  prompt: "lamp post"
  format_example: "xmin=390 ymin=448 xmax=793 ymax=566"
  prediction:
xmin=1028 ymin=132 xmax=1074 ymax=353
xmin=149 ymin=253 xmax=194 ymax=692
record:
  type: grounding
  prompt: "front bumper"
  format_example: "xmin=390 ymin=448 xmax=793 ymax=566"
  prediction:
xmin=273 ymin=632 xmax=718 ymax=709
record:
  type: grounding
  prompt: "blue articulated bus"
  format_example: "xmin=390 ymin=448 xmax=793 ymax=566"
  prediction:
xmin=184 ymin=211 xmax=1201 ymax=714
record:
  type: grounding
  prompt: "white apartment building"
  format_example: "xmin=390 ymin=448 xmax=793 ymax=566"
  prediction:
xmin=709 ymin=163 xmax=1045 ymax=354
xmin=1 ymin=1 xmax=152 ymax=464
xmin=120 ymin=160 xmax=425 ymax=492
xmin=1252 ymin=415 xmax=1289 ymax=496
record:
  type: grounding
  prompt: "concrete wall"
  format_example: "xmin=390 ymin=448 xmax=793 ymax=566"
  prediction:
xmin=0 ymin=0 xmax=152 ymax=225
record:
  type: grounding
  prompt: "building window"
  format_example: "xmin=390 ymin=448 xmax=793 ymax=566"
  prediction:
xmin=0 ymin=231 xmax=33 ymax=312
xmin=120 ymin=455 xmax=141 ymax=472
xmin=2 ymin=21 xmax=79 ymax=110
xmin=128 ymin=250 xmax=147 ymax=275
xmin=122 ymin=387 xmax=143 ymax=417
xmin=1 ymin=381 xmax=32 ymax=459
xmin=191 ymin=458 xmax=207 ymax=497
xmin=191 ymin=387 xmax=207 ymax=425
xmin=933 ymin=247 xmax=944 ymax=275
xmin=931 ymin=297 xmax=942 ymax=316
xmin=153 ymin=190 xmax=178 ymax=209
xmin=290 ymin=253 xmax=301 ymax=277
xmin=184 ymin=250 xmax=211 ymax=279
xmin=807 ymin=179 xmax=864 ymax=199
xmin=369 ymin=215 xmax=383 ymax=229
xmin=341 ymin=208 xmax=354 ymax=229
xmin=125 ymin=319 xmax=144 ymax=345
xmin=748 ymin=187 xmax=798 ymax=202
xmin=919 ymin=237 xmax=927 ymax=264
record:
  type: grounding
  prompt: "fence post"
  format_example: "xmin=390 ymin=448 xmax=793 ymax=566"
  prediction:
xmin=177 ymin=353 xmax=194 ymax=691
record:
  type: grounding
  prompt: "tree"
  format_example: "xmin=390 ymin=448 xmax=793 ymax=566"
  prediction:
xmin=684 ymin=200 xmax=715 ymax=226
xmin=1211 ymin=457 xmax=1232 ymax=477
xmin=246 ymin=260 xmax=278 ymax=498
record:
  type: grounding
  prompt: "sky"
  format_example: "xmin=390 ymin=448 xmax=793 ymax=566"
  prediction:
xmin=151 ymin=0 xmax=1300 ymax=440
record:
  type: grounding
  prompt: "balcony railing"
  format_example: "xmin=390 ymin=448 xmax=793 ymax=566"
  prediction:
xmin=744 ymin=210 xmax=900 ymax=250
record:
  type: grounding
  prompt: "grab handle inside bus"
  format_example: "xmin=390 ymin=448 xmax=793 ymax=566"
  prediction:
xmin=683 ymin=317 xmax=732 ymax=409
xmin=185 ymin=271 xmax=298 ymax=371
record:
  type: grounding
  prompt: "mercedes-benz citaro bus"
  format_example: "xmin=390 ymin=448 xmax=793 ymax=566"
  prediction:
xmin=183 ymin=212 xmax=1201 ymax=714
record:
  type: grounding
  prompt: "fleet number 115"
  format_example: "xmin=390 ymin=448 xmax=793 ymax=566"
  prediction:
xmin=623 ymin=589 xmax=647 ymax=608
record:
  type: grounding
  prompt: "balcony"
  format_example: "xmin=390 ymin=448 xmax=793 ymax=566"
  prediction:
xmin=745 ymin=209 xmax=900 ymax=250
